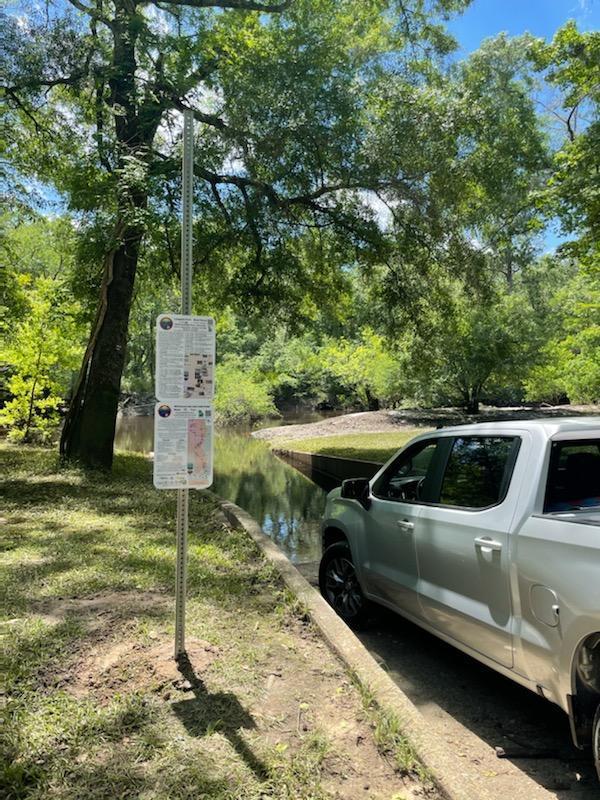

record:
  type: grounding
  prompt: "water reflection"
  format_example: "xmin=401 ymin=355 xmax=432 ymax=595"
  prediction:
xmin=114 ymin=415 xmax=328 ymax=563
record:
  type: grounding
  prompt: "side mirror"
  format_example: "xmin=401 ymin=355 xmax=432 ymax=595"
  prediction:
xmin=341 ymin=478 xmax=371 ymax=510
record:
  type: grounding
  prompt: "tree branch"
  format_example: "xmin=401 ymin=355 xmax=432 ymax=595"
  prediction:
xmin=149 ymin=0 xmax=292 ymax=11
xmin=152 ymin=155 xmax=418 ymax=227
xmin=4 ymin=89 xmax=51 ymax=133
xmin=170 ymin=96 xmax=232 ymax=132
xmin=238 ymin=184 xmax=263 ymax=271
xmin=64 ymin=0 xmax=114 ymax=28
xmin=210 ymin=182 xmax=233 ymax=225
xmin=3 ymin=69 xmax=92 ymax=93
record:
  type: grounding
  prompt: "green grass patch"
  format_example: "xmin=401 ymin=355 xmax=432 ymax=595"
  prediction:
xmin=349 ymin=671 xmax=431 ymax=785
xmin=0 ymin=443 xmax=338 ymax=800
xmin=275 ymin=430 xmax=428 ymax=463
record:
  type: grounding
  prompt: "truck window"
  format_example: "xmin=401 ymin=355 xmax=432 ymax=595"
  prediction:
xmin=439 ymin=436 xmax=519 ymax=510
xmin=544 ymin=440 xmax=600 ymax=513
xmin=373 ymin=439 xmax=439 ymax=503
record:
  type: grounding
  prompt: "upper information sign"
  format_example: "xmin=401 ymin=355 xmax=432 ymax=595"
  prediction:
xmin=155 ymin=314 xmax=215 ymax=402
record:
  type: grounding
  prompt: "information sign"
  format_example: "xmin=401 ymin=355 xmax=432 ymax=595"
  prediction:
xmin=153 ymin=401 xmax=213 ymax=489
xmin=155 ymin=314 xmax=215 ymax=402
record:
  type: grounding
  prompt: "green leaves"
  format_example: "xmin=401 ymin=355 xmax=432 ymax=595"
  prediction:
xmin=0 ymin=217 xmax=86 ymax=442
xmin=533 ymin=24 xmax=600 ymax=255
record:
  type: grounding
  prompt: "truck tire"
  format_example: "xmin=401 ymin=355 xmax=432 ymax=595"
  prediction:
xmin=594 ymin=702 xmax=600 ymax=782
xmin=319 ymin=542 xmax=369 ymax=629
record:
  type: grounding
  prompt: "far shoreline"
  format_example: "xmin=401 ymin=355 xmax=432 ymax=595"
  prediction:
xmin=253 ymin=404 xmax=600 ymax=444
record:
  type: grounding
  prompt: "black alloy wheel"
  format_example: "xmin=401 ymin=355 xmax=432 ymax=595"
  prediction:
xmin=593 ymin=702 xmax=600 ymax=782
xmin=319 ymin=542 xmax=368 ymax=628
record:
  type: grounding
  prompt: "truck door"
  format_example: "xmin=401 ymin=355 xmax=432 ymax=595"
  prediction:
xmin=415 ymin=435 xmax=522 ymax=669
xmin=363 ymin=437 xmax=442 ymax=618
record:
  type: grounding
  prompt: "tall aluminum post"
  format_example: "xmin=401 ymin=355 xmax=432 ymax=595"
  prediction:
xmin=175 ymin=109 xmax=194 ymax=659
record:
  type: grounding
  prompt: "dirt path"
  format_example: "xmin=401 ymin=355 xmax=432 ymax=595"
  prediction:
xmin=254 ymin=405 xmax=600 ymax=443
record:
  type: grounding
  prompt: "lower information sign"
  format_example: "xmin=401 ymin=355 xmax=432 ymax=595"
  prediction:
xmin=153 ymin=401 xmax=213 ymax=489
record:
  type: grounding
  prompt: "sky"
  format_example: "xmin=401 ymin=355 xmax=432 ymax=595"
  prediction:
xmin=448 ymin=0 xmax=600 ymax=53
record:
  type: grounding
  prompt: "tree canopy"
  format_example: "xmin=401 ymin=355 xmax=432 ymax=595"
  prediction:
xmin=1 ymin=6 xmax=599 ymax=456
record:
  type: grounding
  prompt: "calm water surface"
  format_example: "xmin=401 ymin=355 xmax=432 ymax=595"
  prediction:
xmin=114 ymin=412 xmax=335 ymax=563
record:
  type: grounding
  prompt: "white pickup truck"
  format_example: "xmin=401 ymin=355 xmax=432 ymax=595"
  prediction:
xmin=318 ymin=418 xmax=600 ymax=777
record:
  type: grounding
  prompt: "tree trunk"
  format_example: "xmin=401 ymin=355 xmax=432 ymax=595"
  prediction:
xmin=60 ymin=221 xmax=143 ymax=468
xmin=465 ymin=388 xmax=480 ymax=415
xmin=365 ymin=388 xmax=380 ymax=411
xmin=465 ymin=398 xmax=480 ymax=414
xmin=59 ymin=0 xmax=162 ymax=468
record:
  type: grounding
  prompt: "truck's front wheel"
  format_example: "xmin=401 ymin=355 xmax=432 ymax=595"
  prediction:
xmin=319 ymin=542 xmax=369 ymax=629
xmin=593 ymin=703 xmax=600 ymax=781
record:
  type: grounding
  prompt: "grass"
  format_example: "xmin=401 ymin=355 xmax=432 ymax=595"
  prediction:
xmin=349 ymin=671 xmax=431 ymax=785
xmin=274 ymin=430 xmax=429 ymax=463
xmin=0 ymin=443 xmax=360 ymax=800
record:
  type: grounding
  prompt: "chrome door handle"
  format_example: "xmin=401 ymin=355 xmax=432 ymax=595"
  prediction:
xmin=397 ymin=519 xmax=415 ymax=531
xmin=474 ymin=536 xmax=502 ymax=552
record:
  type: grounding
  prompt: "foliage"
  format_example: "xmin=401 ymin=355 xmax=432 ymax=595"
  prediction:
xmin=0 ymin=275 xmax=84 ymax=441
xmin=397 ymin=283 xmax=544 ymax=412
xmin=248 ymin=325 xmax=403 ymax=411
xmin=2 ymin=11 xmax=600 ymax=431
xmin=0 ymin=215 xmax=85 ymax=441
xmin=1 ymin=0 xmax=492 ymax=465
xmin=253 ymin=331 xmax=328 ymax=406
xmin=214 ymin=357 xmax=279 ymax=424
xmin=533 ymin=23 xmax=600 ymax=262
xmin=525 ymin=267 xmax=600 ymax=404
xmin=523 ymin=23 xmax=600 ymax=404
xmin=454 ymin=34 xmax=549 ymax=287
xmin=321 ymin=329 xmax=399 ymax=410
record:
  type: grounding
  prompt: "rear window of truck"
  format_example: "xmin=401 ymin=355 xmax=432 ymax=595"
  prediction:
xmin=545 ymin=439 xmax=600 ymax=513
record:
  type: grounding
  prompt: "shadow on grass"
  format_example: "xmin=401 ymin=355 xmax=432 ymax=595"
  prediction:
xmin=1 ymin=477 xmax=176 ymax=523
xmin=172 ymin=652 xmax=268 ymax=782
xmin=2 ymin=691 xmax=234 ymax=800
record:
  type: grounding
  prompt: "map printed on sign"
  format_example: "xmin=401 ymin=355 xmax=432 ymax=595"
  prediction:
xmin=155 ymin=314 xmax=215 ymax=401
xmin=153 ymin=402 xmax=213 ymax=489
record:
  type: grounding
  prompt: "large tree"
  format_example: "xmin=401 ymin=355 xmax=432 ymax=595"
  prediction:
xmin=525 ymin=24 xmax=600 ymax=404
xmin=2 ymin=0 xmax=469 ymax=467
xmin=533 ymin=22 xmax=600 ymax=264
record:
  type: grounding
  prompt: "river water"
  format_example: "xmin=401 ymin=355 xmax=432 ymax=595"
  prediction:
xmin=114 ymin=413 xmax=334 ymax=564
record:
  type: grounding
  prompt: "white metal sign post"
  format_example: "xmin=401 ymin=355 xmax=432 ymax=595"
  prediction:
xmin=176 ymin=109 xmax=194 ymax=660
xmin=152 ymin=111 xmax=215 ymax=660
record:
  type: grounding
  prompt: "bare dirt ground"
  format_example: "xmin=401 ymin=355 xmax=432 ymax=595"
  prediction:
xmin=254 ymin=405 xmax=600 ymax=443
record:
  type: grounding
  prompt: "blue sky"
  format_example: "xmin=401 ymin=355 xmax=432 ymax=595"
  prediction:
xmin=448 ymin=0 xmax=600 ymax=53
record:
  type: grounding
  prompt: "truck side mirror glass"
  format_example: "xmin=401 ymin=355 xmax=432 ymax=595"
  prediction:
xmin=341 ymin=478 xmax=371 ymax=510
